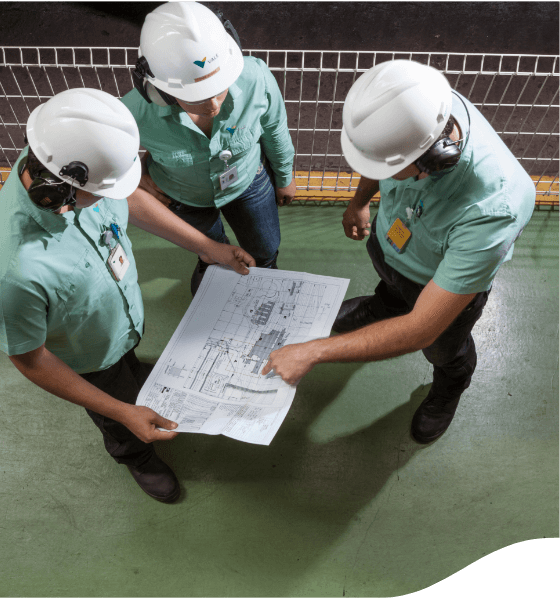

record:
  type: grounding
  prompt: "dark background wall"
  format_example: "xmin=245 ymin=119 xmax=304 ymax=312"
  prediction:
xmin=0 ymin=1 xmax=558 ymax=54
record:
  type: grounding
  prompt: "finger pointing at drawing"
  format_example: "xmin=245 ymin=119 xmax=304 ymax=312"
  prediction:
xmin=261 ymin=342 xmax=319 ymax=386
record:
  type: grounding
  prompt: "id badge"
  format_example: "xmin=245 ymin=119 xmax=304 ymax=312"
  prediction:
xmin=386 ymin=217 xmax=412 ymax=253
xmin=108 ymin=243 xmax=130 ymax=281
xmin=219 ymin=166 xmax=238 ymax=190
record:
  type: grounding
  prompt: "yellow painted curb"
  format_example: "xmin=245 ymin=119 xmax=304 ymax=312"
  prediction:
xmin=1 ymin=167 xmax=557 ymax=204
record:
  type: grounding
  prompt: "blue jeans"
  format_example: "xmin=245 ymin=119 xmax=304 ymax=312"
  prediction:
xmin=166 ymin=164 xmax=280 ymax=268
xmin=366 ymin=216 xmax=490 ymax=400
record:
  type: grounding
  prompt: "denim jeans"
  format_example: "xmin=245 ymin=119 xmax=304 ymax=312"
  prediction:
xmin=81 ymin=349 xmax=154 ymax=467
xmin=366 ymin=216 xmax=490 ymax=400
xmin=166 ymin=164 xmax=280 ymax=268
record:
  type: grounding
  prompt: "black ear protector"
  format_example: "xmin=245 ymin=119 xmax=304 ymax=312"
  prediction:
xmin=132 ymin=56 xmax=178 ymax=107
xmin=22 ymin=140 xmax=90 ymax=212
xmin=132 ymin=8 xmax=242 ymax=107
xmin=414 ymin=91 xmax=471 ymax=175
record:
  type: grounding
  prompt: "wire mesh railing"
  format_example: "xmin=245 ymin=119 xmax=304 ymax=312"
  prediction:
xmin=1 ymin=47 xmax=558 ymax=207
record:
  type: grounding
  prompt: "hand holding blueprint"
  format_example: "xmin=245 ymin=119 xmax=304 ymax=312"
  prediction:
xmin=136 ymin=266 xmax=349 ymax=445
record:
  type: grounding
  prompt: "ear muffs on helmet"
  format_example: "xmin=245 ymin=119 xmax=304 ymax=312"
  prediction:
xmin=132 ymin=56 xmax=178 ymax=107
xmin=414 ymin=138 xmax=462 ymax=175
xmin=414 ymin=92 xmax=472 ymax=175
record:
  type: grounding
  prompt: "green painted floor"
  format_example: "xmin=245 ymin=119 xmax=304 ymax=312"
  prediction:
xmin=1 ymin=206 xmax=558 ymax=597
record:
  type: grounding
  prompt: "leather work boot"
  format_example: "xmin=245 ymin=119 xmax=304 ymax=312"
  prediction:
xmin=410 ymin=390 xmax=461 ymax=444
xmin=332 ymin=296 xmax=380 ymax=333
xmin=126 ymin=453 xmax=181 ymax=503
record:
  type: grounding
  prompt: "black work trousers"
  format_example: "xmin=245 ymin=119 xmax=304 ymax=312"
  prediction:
xmin=366 ymin=218 xmax=490 ymax=400
xmin=81 ymin=349 xmax=154 ymax=467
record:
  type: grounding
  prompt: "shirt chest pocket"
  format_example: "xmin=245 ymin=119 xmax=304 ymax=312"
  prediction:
xmin=150 ymin=147 xmax=210 ymax=183
xmin=229 ymin=124 xmax=262 ymax=159
xmin=55 ymin=249 xmax=115 ymax=326
xmin=410 ymin=219 xmax=444 ymax=257
xmin=150 ymin=148 xmax=197 ymax=168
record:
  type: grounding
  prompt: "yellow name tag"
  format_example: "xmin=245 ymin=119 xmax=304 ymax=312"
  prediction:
xmin=386 ymin=218 xmax=412 ymax=253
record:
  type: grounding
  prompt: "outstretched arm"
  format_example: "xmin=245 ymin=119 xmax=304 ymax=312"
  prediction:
xmin=127 ymin=185 xmax=256 ymax=274
xmin=262 ymin=280 xmax=477 ymax=385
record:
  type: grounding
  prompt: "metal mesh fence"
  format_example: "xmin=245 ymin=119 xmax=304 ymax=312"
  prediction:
xmin=1 ymin=47 xmax=558 ymax=207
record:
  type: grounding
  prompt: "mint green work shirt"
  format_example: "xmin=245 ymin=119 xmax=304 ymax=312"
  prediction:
xmin=0 ymin=149 xmax=144 ymax=374
xmin=377 ymin=92 xmax=536 ymax=294
xmin=121 ymin=56 xmax=295 ymax=208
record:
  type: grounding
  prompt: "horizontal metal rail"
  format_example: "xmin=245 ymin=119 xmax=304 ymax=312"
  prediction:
xmin=1 ymin=47 xmax=558 ymax=207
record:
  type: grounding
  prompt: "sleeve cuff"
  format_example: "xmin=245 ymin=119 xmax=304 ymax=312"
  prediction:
xmin=273 ymin=173 xmax=293 ymax=188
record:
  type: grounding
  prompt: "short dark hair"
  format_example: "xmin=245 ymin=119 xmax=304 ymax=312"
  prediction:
xmin=26 ymin=145 xmax=45 ymax=178
xmin=437 ymin=114 xmax=457 ymax=142
xmin=26 ymin=145 xmax=63 ymax=182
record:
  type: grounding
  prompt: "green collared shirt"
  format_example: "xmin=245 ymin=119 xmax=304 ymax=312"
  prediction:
xmin=377 ymin=92 xmax=536 ymax=294
xmin=0 ymin=149 xmax=144 ymax=373
xmin=122 ymin=56 xmax=295 ymax=208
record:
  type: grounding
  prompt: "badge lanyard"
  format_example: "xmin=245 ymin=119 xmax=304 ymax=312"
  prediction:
xmin=386 ymin=200 xmax=424 ymax=254
xmin=101 ymin=221 xmax=130 ymax=281
xmin=218 ymin=150 xmax=238 ymax=190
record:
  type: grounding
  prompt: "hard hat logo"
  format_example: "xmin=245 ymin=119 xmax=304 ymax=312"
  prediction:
xmin=194 ymin=57 xmax=207 ymax=68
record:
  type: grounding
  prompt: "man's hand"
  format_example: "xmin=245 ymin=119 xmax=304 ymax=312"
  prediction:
xmin=261 ymin=341 xmax=318 ymax=386
xmin=275 ymin=179 xmax=297 ymax=206
xmin=342 ymin=202 xmax=371 ymax=240
xmin=198 ymin=241 xmax=256 ymax=275
xmin=122 ymin=405 xmax=180 ymax=443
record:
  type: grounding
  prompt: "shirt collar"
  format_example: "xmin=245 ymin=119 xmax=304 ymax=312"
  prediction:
xmin=229 ymin=81 xmax=242 ymax=100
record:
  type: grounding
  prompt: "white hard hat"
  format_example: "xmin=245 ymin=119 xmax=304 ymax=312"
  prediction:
xmin=341 ymin=60 xmax=453 ymax=180
xmin=139 ymin=1 xmax=244 ymax=103
xmin=26 ymin=88 xmax=141 ymax=199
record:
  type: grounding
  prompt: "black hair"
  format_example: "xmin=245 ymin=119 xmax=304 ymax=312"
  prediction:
xmin=437 ymin=114 xmax=458 ymax=142
xmin=25 ymin=145 xmax=53 ymax=179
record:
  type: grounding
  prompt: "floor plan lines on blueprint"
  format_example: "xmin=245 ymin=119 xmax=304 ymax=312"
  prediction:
xmin=137 ymin=266 xmax=349 ymax=444
xmin=164 ymin=273 xmax=336 ymax=405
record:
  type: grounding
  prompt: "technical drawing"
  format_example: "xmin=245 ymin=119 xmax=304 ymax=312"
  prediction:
xmin=136 ymin=266 xmax=350 ymax=444
xmin=180 ymin=274 xmax=338 ymax=402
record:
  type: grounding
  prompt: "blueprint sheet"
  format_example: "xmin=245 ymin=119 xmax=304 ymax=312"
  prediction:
xmin=137 ymin=266 xmax=349 ymax=445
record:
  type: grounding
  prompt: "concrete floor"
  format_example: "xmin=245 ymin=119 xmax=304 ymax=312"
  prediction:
xmin=0 ymin=205 xmax=558 ymax=597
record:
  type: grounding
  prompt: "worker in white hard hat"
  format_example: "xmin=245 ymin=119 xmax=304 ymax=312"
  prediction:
xmin=0 ymin=88 xmax=256 ymax=503
xmin=122 ymin=1 xmax=296 ymax=296
xmin=262 ymin=60 xmax=535 ymax=445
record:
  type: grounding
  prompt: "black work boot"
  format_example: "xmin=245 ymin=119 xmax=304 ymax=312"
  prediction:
xmin=332 ymin=296 xmax=380 ymax=333
xmin=410 ymin=390 xmax=461 ymax=444
xmin=126 ymin=452 xmax=181 ymax=503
